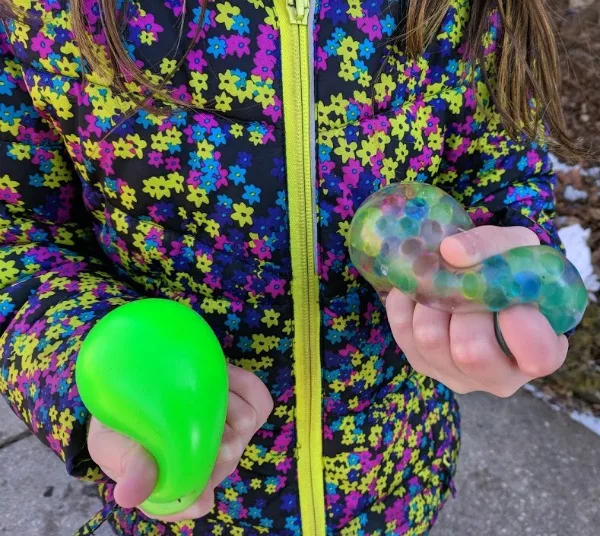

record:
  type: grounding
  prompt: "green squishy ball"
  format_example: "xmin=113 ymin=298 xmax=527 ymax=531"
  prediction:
xmin=76 ymin=298 xmax=229 ymax=517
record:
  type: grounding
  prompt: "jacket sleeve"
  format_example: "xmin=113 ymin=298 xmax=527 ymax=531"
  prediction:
xmin=0 ymin=32 xmax=139 ymax=480
xmin=435 ymin=13 xmax=562 ymax=252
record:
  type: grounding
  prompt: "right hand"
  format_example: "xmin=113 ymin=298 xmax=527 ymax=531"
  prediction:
xmin=87 ymin=364 xmax=273 ymax=522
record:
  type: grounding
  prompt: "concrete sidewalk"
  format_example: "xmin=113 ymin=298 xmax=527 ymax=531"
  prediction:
xmin=1 ymin=391 xmax=599 ymax=536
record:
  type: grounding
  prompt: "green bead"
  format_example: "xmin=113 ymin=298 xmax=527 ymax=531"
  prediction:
xmin=461 ymin=271 xmax=486 ymax=300
xmin=388 ymin=262 xmax=418 ymax=293
xmin=429 ymin=203 xmax=453 ymax=225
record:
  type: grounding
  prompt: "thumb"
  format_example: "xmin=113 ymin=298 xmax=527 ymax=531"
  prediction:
xmin=440 ymin=225 xmax=540 ymax=268
xmin=88 ymin=417 xmax=157 ymax=509
xmin=113 ymin=442 xmax=158 ymax=508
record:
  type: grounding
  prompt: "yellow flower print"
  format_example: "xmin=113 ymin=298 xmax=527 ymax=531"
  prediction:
xmin=249 ymin=130 xmax=264 ymax=146
xmin=160 ymin=58 xmax=177 ymax=75
xmin=143 ymin=172 xmax=184 ymax=200
xmin=53 ymin=57 xmax=79 ymax=78
xmin=358 ymin=71 xmax=372 ymax=88
xmin=381 ymin=157 xmax=398 ymax=180
xmin=0 ymin=260 xmax=19 ymax=287
xmin=215 ymin=92 xmax=233 ymax=112
xmin=250 ymin=479 xmax=262 ymax=490
xmin=204 ymin=219 xmax=220 ymax=238
xmin=190 ymin=71 xmax=209 ymax=93
xmin=230 ymin=124 xmax=244 ymax=138
xmin=262 ymin=309 xmax=280 ymax=328
xmin=339 ymin=61 xmax=357 ymax=82
xmin=196 ymin=253 xmax=213 ymax=273
xmin=186 ymin=185 xmax=209 ymax=208
xmin=254 ymin=84 xmax=276 ymax=108
xmin=338 ymin=36 xmax=359 ymax=61
xmin=216 ymin=2 xmax=241 ymax=30
xmin=196 ymin=140 xmax=215 ymax=160
xmin=231 ymin=202 xmax=254 ymax=227
xmin=150 ymin=132 xmax=169 ymax=152
xmin=334 ymin=138 xmax=357 ymax=164
xmin=356 ymin=139 xmax=377 ymax=167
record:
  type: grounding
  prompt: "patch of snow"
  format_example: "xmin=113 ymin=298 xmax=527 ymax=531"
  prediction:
xmin=570 ymin=411 xmax=600 ymax=437
xmin=563 ymin=184 xmax=588 ymax=201
xmin=524 ymin=385 xmax=600 ymax=437
xmin=557 ymin=224 xmax=600 ymax=298
xmin=523 ymin=384 xmax=561 ymax=411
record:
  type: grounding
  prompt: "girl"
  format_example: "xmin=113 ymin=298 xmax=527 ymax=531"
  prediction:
xmin=0 ymin=0 xmax=576 ymax=534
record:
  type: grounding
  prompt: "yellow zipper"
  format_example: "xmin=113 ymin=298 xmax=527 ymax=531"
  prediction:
xmin=276 ymin=1 xmax=325 ymax=535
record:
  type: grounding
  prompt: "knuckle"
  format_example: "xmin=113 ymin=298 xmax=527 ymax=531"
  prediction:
xmin=390 ymin=315 xmax=413 ymax=334
xmin=236 ymin=403 xmax=259 ymax=432
xmin=452 ymin=341 xmax=482 ymax=367
xmin=414 ymin=324 xmax=447 ymax=352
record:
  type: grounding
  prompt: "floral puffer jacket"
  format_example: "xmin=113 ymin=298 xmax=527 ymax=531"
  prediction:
xmin=0 ymin=0 xmax=561 ymax=534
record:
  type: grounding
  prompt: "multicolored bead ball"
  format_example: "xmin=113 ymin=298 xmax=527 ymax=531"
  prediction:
xmin=349 ymin=182 xmax=588 ymax=334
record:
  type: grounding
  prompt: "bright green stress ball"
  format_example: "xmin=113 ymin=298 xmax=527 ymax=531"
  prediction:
xmin=76 ymin=298 xmax=229 ymax=517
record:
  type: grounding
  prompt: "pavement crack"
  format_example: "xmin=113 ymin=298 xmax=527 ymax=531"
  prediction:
xmin=0 ymin=430 xmax=31 ymax=449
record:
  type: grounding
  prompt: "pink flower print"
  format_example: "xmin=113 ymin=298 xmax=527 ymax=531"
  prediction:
xmin=370 ymin=150 xmax=385 ymax=178
xmin=80 ymin=114 xmax=101 ymax=139
xmin=446 ymin=137 xmax=471 ymax=163
xmin=171 ymin=85 xmax=191 ymax=103
xmin=342 ymin=159 xmax=362 ymax=188
xmin=252 ymin=50 xmax=276 ymax=80
xmin=0 ymin=187 xmax=20 ymax=204
xmin=265 ymin=278 xmax=286 ymax=298
xmin=216 ymin=167 xmax=229 ymax=189
xmin=165 ymin=156 xmax=181 ymax=171
xmin=31 ymin=34 xmax=53 ymax=59
xmin=148 ymin=151 xmax=164 ymax=168
xmin=423 ymin=115 xmax=440 ymax=136
xmin=186 ymin=49 xmax=208 ymax=71
xmin=203 ymin=273 xmax=222 ymax=290
xmin=98 ymin=140 xmax=115 ymax=174
xmin=375 ymin=115 xmax=390 ymax=133
xmin=226 ymin=35 xmax=251 ymax=58
xmin=257 ymin=24 xmax=278 ymax=51
xmin=357 ymin=15 xmax=382 ymax=40
xmin=194 ymin=113 xmax=218 ymax=131
xmin=334 ymin=196 xmax=354 ymax=219
xmin=264 ymin=95 xmax=282 ymax=122
xmin=132 ymin=13 xmax=163 ymax=36
xmin=527 ymin=149 xmax=541 ymax=168
xmin=214 ymin=235 xmax=230 ymax=250
xmin=465 ymin=87 xmax=476 ymax=109
xmin=319 ymin=159 xmax=336 ymax=180
xmin=316 ymin=47 xmax=328 ymax=71
xmin=469 ymin=207 xmax=494 ymax=226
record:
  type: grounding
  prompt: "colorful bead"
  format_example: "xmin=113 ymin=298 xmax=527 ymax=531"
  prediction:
xmin=349 ymin=182 xmax=588 ymax=334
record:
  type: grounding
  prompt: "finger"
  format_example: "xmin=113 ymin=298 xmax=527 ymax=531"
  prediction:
xmin=411 ymin=304 xmax=478 ymax=389
xmin=412 ymin=303 xmax=451 ymax=362
xmin=386 ymin=288 xmax=437 ymax=378
xmin=498 ymin=305 xmax=568 ymax=379
xmin=227 ymin=365 xmax=273 ymax=431
xmin=113 ymin=443 xmax=158 ymax=509
xmin=141 ymin=487 xmax=215 ymax=522
xmin=449 ymin=311 xmax=528 ymax=397
xmin=88 ymin=418 xmax=157 ymax=509
xmin=441 ymin=225 xmax=539 ymax=267
xmin=216 ymin=424 xmax=247 ymax=466
xmin=227 ymin=391 xmax=258 ymax=434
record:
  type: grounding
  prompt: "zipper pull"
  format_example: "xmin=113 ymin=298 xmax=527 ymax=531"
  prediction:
xmin=287 ymin=0 xmax=309 ymax=25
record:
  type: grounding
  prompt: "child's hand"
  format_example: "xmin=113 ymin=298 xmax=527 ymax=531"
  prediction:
xmin=87 ymin=364 xmax=273 ymax=521
xmin=386 ymin=225 xmax=569 ymax=397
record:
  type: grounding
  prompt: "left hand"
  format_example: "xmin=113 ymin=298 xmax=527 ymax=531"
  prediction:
xmin=386 ymin=225 xmax=569 ymax=397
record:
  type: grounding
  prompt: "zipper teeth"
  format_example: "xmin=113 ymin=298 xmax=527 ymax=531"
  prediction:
xmin=277 ymin=0 xmax=325 ymax=534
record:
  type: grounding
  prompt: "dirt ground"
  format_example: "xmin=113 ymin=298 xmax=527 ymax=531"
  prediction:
xmin=532 ymin=0 xmax=600 ymax=414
